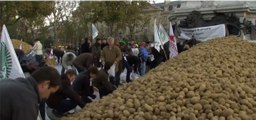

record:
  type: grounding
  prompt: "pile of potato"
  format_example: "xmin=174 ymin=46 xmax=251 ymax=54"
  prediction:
xmin=12 ymin=39 xmax=32 ymax=54
xmin=63 ymin=36 xmax=256 ymax=120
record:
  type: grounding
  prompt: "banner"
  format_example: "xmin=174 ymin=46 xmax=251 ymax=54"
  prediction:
xmin=153 ymin=19 xmax=161 ymax=52
xmin=0 ymin=25 xmax=25 ymax=80
xmin=169 ymin=22 xmax=178 ymax=58
xmin=180 ymin=24 xmax=226 ymax=41
xmin=158 ymin=24 xmax=169 ymax=44
xmin=92 ymin=23 xmax=98 ymax=43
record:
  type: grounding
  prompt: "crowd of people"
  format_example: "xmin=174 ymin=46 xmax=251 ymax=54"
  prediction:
xmin=0 ymin=35 xmax=200 ymax=120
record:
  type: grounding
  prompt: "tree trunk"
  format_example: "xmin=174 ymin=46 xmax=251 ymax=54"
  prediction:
xmin=109 ymin=23 xmax=114 ymax=36
xmin=0 ymin=2 xmax=3 ymax=29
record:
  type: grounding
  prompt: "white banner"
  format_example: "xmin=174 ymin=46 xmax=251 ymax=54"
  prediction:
xmin=180 ymin=24 xmax=226 ymax=41
xmin=0 ymin=25 xmax=25 ymax=80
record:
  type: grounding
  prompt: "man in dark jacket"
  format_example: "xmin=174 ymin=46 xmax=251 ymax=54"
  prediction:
xmin=72 ymin=67 xmax=97 ymax=103
xmin=80 ymin=38 xmax=91 ymax=54
xmin=91 ymin=66 xmax=115 ymax=97
xmin=124 ymin=48 xmax=141 ymax=82
xmin=0 ymin=67 xmax=61 ymax=120
xmin=91 ymin=38 xmax=102 ymax=67
xmin=47 ymin=69 xmax=85 ymax=116
xmin=101 ymin=38 xmax=108 ymax=50
xmin=73 ymin=53 xmax=94 ymax=73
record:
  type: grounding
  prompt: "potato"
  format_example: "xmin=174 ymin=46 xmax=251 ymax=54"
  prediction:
xmin=123 ymin=110 xmax=130 ymax=117
xmin=143 ymin=103 xmax=153 ymax=112
xmin=126 ymin=102 xmax=134 ymax=108
xmin=193 ymin=103 xmax=202 ymax=111
xmin=186 ymin=91 xmax=195 ymax=98
xmin=190 ymin=96 xmax=200 ymax=104
xmin=222 ymin=108 xmax=234 ymax=117
xmin=158 ymin=96 xmax=165 ymax=101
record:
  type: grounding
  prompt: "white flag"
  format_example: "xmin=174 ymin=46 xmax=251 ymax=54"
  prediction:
xmin=0 ymin=25 xmax=25 ymax=80
xmin=92 ymin=23 xmax=98 ymax=43
xmin=158 ymin=24 xmax=169 ymax=44
xmin=154 ymin=19 xmax=161 ymax=52
xmin=169 ymin=22 xmax=178 ymax=58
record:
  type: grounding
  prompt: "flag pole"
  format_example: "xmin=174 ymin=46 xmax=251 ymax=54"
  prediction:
xmin=91 ymin=23 xmax=93 ymax=44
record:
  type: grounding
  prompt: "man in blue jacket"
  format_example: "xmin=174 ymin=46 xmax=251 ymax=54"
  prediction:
xmin=0 ymin=66 xmax=61 ymax=120
xmin=139 ymin=42 xmax=149 ymax=76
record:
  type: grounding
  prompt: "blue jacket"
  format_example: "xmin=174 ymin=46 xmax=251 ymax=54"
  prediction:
xmin=139 ymin=47 xmax=149 ymax=62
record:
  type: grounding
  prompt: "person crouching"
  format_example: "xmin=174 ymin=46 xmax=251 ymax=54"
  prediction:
xmin=46 ymin=69 xmax=85 ymax=117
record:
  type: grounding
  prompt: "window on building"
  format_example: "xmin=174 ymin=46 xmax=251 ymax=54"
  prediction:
xmin=177 ymin=4 xmax=181 ymax=8
xmin=168 ymin=5 xmax=173 ymax=11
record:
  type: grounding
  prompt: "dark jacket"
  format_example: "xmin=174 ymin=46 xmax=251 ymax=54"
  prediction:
xmin=47 ymin=75 xmax=85 ymax=109
xmin=93 ymin=70 xmax=115 ymax=97
xmin=126 ymin=54 xmax=140 ymax=72
xmin=91 ymin=43 xmax=101 ymax=58
xmin=91 ymin=44 xmax=102 ymax=67
xmin=73 ymin=53 xmax=94 ymax=72
xmin=72 ymin=71 xmax=94 ymax=103
xmin=0 ymin=77 xmax=39 ymax=120
xmin=150 ymin=47 xmax=164 ymax=69
xmin=80 ymin=42 xmax=91 ymax=53
xmin=101 ymin=43 xmax=108 ymax=50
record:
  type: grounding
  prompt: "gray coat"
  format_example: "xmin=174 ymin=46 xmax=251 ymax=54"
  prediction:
xmin=0 ymin=77 xmax=39 ymax=120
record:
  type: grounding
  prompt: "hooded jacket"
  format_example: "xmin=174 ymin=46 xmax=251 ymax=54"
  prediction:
xmin=62 ymin=52 xmax=77 ymax=70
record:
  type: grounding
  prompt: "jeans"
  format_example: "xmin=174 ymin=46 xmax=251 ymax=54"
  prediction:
xmin=139 ymin=62 xmax=146 ymax=76
xmin=123 ymin=60 xmax=132 ymax=83
xmin=55 ymin=99 xmax=77 ymax=115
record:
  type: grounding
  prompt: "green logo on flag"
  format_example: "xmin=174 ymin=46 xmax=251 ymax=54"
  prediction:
xmin=0 ymin=42 xmax=12 ymax=79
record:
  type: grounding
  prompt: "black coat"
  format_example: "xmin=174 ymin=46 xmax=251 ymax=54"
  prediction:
xmin=101 ymin=43 xmax=108 ymax=50
xmin=0 ymin=77 xmax=39 ymax=120
xmin=80 ymin=42 xmax=91 ymax=54
xmin=126 ymin=55 xmax=140 ymax=72
xmin=72 ymin=71 xmax=94 ymax=103
xmin=47 ymin=75 xmax=85 ymax=109
xmin=93 ymin=70 xmax=115 ymax=97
